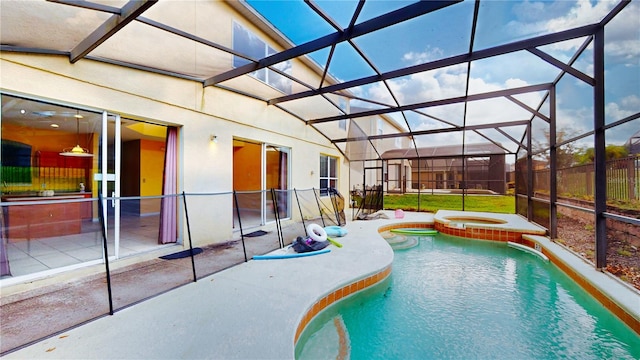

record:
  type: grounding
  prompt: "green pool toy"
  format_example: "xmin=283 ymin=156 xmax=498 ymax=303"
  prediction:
xmin=390 ymin=228 xmax=438 ymax=235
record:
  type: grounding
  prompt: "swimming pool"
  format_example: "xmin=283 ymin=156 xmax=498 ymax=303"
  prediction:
xmin=296 ymin=232 xmax=640 ymax=359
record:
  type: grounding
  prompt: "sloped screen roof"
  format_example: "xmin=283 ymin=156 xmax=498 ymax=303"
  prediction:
xmin=1 ymin=0 xmax=638 ymax=161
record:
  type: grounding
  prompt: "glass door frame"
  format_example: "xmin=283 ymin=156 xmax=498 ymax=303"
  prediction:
xmin=263 ymin=143 xmax=291 ymax=223
xmin=96 ymin=111 xmax=121 ymax=259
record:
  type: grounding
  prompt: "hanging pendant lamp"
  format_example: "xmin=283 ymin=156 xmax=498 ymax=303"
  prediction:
xmin=60 ymin=112 xmax=93 ymax=157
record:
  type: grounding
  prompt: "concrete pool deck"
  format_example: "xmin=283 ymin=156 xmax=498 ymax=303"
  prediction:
xmin=4 ymin=210 xmax=639 ymax=359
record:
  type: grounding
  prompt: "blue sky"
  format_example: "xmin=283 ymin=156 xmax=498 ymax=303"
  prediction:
xmin=247 ymin=0 xmax=639 ymax=150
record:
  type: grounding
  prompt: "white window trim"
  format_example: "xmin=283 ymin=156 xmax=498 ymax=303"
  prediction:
xmin=319 ymin=154 xmax=339 ymax=197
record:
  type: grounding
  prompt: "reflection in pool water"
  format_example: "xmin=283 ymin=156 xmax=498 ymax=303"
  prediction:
xmin=296 ymin=233 xmax=640 ymax=360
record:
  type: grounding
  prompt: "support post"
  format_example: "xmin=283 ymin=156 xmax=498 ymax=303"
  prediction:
xmin=593 ymin=26 xmax=607 ymax=269
xmin=98 ymin=193 xmax=114 ymax=315
xmin=270 ymin=189 xmax=284 ymax=249
xmin=181 ymin=192 xmax=197 ymax=282
xmin=527 ymin=123 xmax=534 ymax=221
xmin=233 ymin=191 xmax=248 ymax=262
xmin=549 ymin=86 xmax=558 ymax=239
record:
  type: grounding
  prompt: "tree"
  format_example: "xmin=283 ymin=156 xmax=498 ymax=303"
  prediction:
xmin=576 ymin=145 xmax=629 ymax=164
xmin=532 ymin=127 xmax=581 ymax=168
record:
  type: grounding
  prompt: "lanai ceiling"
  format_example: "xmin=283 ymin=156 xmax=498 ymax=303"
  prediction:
xmin=1 ymin=0 xmax=638 ymax=161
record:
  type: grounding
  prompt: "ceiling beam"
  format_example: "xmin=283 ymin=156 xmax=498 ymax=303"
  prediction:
xmin=47 ymin=0 xmax=121 ymax=14
xmin=269 ymin=23 xmax=598 ymax=105
xmin=309 ymin=83 xmax=552 ymax=124
xmin=332 ymin=120 xmax=530 ymax=143
xmin=495 ymin=127 xmax=526 ymax=149
xmin=505 ymin=95 xmax=550 ymax=123
xmin=69 ymin=0 xmax=157 ymax=63
xmin=527 ymin=48 xmax=594 ymax=85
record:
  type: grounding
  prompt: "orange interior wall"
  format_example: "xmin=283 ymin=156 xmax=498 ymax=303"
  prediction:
xmin=266 ymin=150 xmax=280 ymax=189
xmin=1 ymin=123 xmax=94 ymax=153
xmin=140 ymin=139 xmax=165 ymax=197
xmin=139 ymin=139 xmax=165 ymax=215
xmin=233 ymin=141 xmax=261 ymax=191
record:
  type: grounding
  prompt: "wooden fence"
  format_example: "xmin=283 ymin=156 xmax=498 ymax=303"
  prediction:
xmin=533 ymin=155 xmax=639 ymax=201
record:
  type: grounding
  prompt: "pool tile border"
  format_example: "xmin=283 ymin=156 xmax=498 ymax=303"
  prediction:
xmin=523 ymin=234 xmax=640 ymax=335
xmin=294 ymin=265 xmax=392 ymax=344
xmin=381 ymin=220 xmax=544 ymax=243
xmin=296 ymin=222 xmax=439 ymax=346
xmin=550 ymin=253 xmax=640 ymax=334
xmin=434 ymin=222 xmax=535 ymax=242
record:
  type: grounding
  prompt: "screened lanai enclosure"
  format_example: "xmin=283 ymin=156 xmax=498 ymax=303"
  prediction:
xmin=1 ymin=1 xmax=639 ymax=269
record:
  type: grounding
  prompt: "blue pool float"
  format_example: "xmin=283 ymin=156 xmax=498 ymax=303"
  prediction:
xmin=324 ymin=226 xmax=348 ymax=237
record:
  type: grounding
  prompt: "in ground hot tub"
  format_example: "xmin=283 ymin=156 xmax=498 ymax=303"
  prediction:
xmin=433 ymin=210 xmax=547 ymax=242
xmin=443 ymin=216 xmax=507 ymax=229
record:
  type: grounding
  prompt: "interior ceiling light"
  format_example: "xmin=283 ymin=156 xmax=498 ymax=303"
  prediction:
xmin=60 ymin=111 xmax=93 ymax=157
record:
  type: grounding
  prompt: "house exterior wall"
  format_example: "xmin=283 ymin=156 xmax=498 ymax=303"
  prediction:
xmin=0 ymin=4 xmax=348 ymax=248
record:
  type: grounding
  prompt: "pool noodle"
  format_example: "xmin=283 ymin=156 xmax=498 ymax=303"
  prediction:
xmin=327 ymin=236 xmax=343 ymax=248
xmin=252 ymin=248 xmax=331 ymax=260
xmin=390 ymin=228 xmax=439 ymax=235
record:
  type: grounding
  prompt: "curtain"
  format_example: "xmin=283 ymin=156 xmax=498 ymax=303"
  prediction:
xmin=278 ymin=149 xmax=288 ymax=218
xmin=0 ymin=209 xmax=11 ymax=276
xmin=158 ymin=127 xmax=178 ymax=244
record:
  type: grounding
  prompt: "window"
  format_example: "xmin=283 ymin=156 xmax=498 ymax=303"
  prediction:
xmin=338 ymin=98 xmax=347 ymax=130
xmin=233 ymin=22 xmax=292 ymax=94
xmin=1 ymin=140 xmax=32 ymax=185
xmin=319 ymin=154 xmax=338 ymax=196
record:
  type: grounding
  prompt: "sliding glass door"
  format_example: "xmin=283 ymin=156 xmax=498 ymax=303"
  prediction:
xmin=0 ymin=94 xmax=173 ymax=279
xmin=266 ymin=145 xmax=290 ymax=223
xmin=233 ymin=140 xmax=290 ymax=229
xmin=95 ymin=112 xmax=121 ymax=258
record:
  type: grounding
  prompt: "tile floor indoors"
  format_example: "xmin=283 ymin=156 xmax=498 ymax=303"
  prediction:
xmin=3 ymin=215 xmax=163 ymax=278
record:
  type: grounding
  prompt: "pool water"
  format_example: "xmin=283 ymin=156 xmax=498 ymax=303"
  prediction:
xmin=296 ymin=233 xmax=640 ymax=359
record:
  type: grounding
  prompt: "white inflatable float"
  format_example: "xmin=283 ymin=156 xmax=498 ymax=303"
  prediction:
xmin=307 ymin=223 xmax=328 ymax=242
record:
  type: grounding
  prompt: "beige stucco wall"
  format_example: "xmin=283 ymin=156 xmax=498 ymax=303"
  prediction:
xmin=0 ymin=0 xmax=359 ymax=255
xmin=0 ymin=52 xmax=348 ymax=246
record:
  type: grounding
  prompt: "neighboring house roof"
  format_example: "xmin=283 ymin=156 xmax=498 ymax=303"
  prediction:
xmin=410 ymin=157 xmax=499 ymax=170
xmin=381 ymin=143 xmax=507 ymax=160
xmin=626 ymin=129 xmax=640 ymax=154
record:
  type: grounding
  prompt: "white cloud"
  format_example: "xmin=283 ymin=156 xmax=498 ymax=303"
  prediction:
xmin=402 ymin=47 xmax=444 ymax=64
xmin=507 ymin=0 xmax=624 ymax=53
xmin=544 ymin=0 xmax=614 ymax=32
xmin=621 ymin=94 xmax=640 ymax=109
xmin=527 ymin=1 xmax=640 ymax=66
xmin=556 ymin=106 xmax=591 ymax=134
xmin=348 ymin=1 xmax=638 ymax=149
xmin=354 ymin=49 xmax=552 ymax=149
xmin=606 ymin=94 xmax=640 ymax=121
xmin=359 ymin=60 xmax=467 ymax=107
xmin=604 ymin=2 xmax=640 ymax=59
xmin=605 ymin=39 xmax=640 ymax=63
